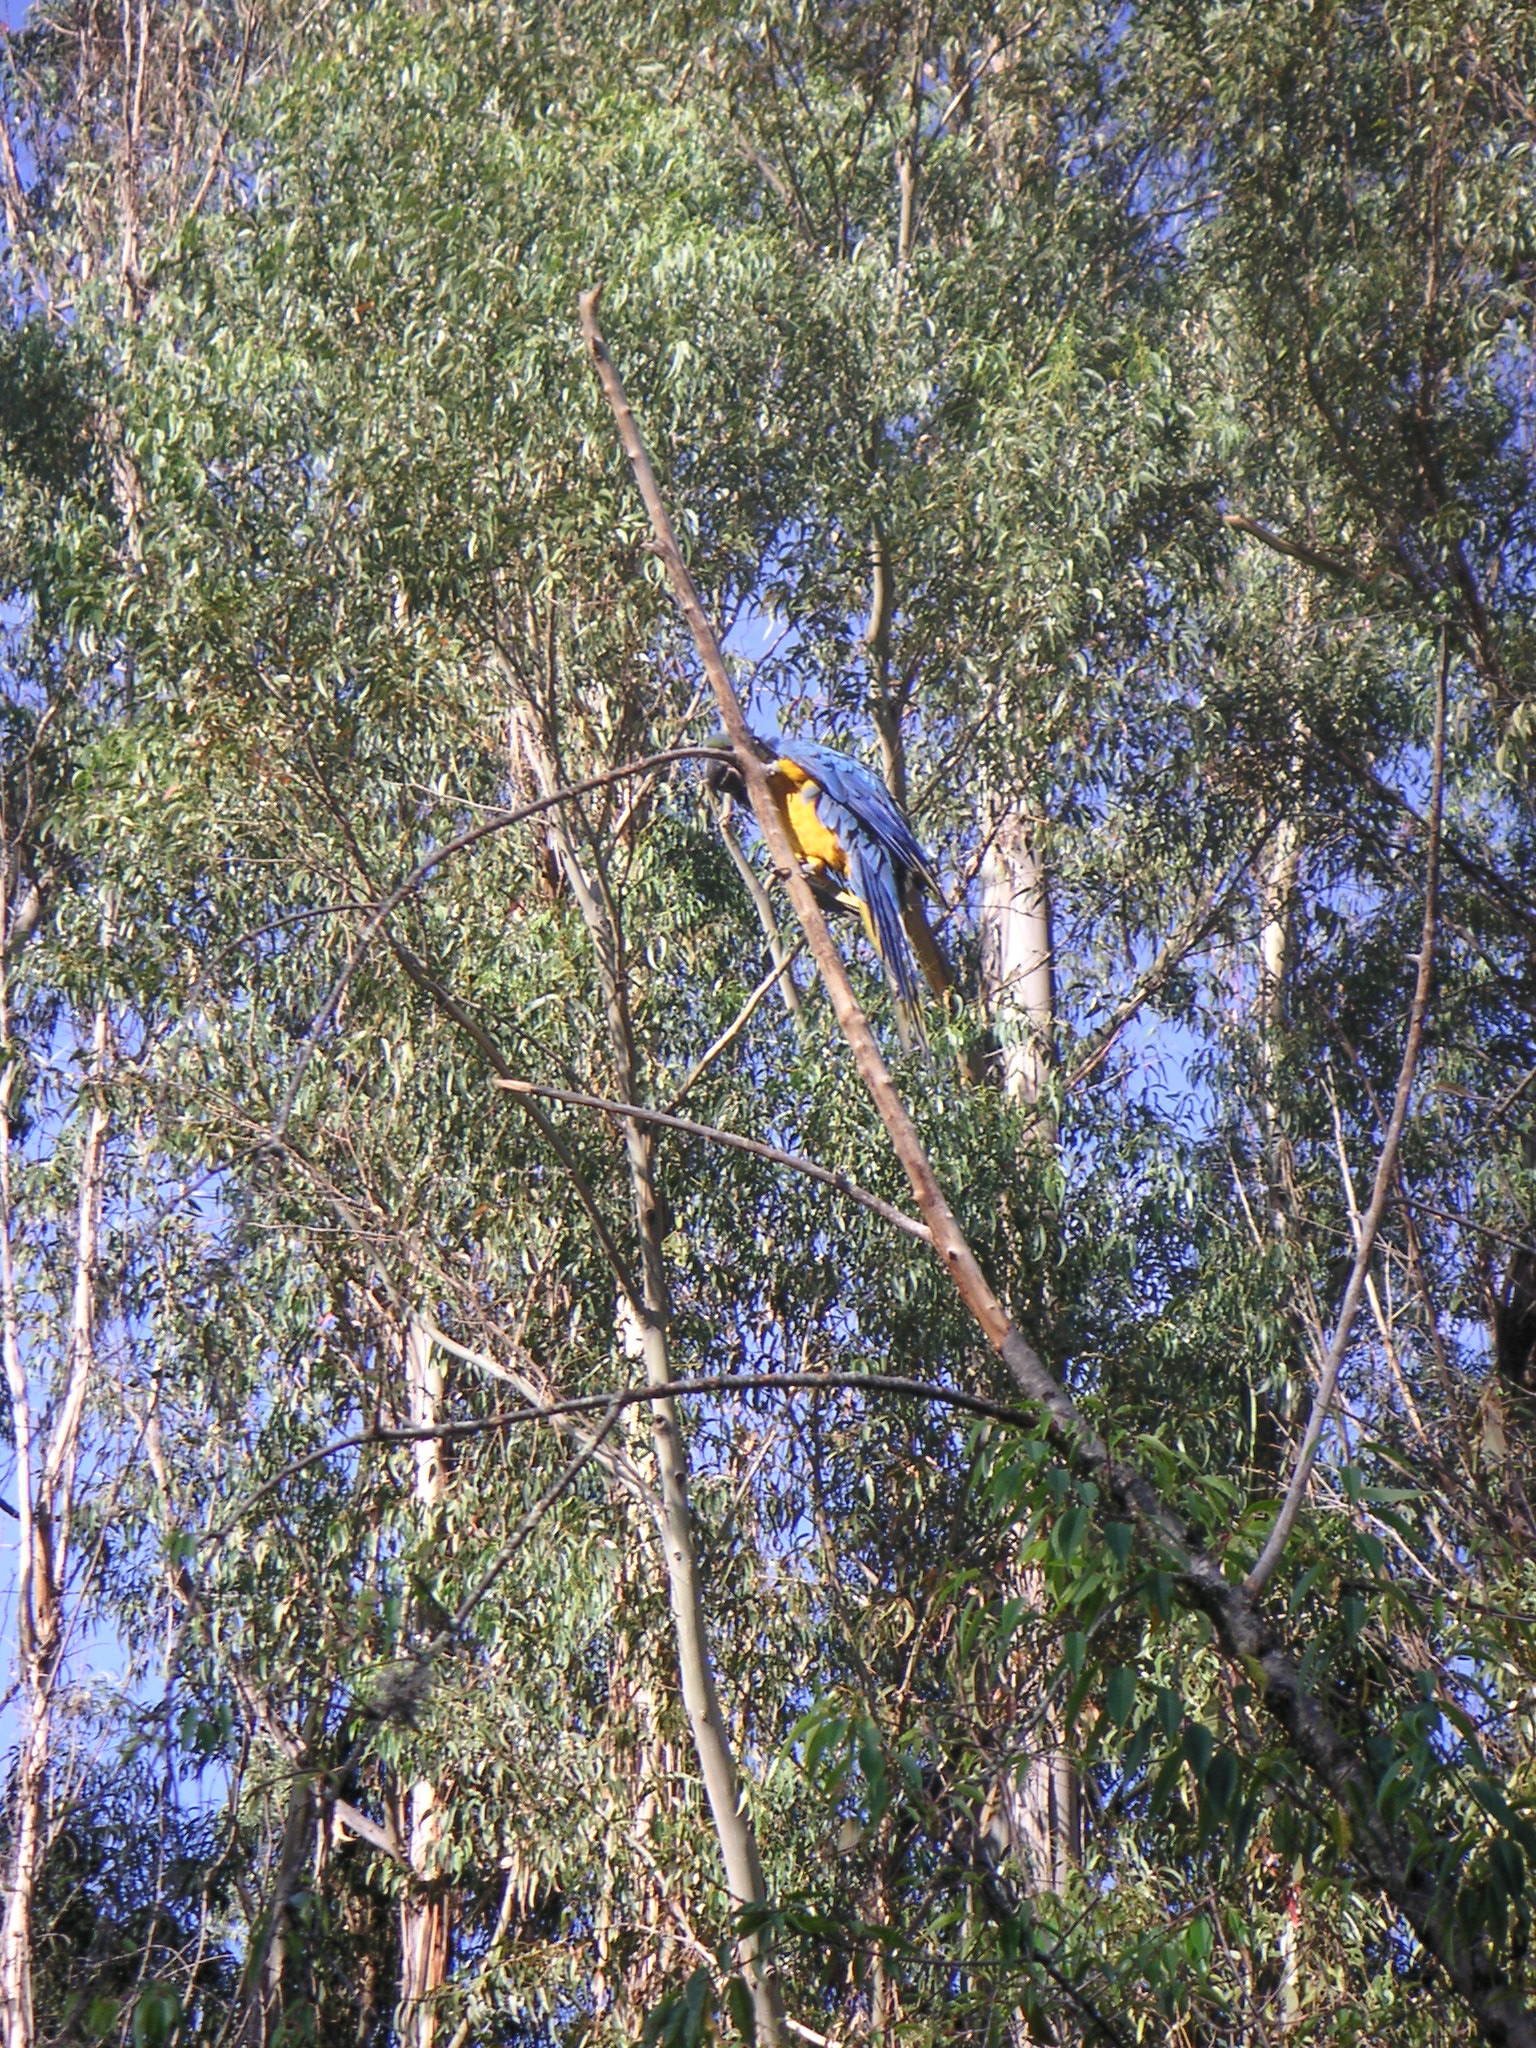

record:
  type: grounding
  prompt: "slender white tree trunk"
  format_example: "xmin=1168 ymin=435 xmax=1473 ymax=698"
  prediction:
xmin=979 ymin=807 xmax=1056 ymax=1120
xmin=0 ymin=915 xmax=37 ymax=2048
xmin=1258 ymin=815 xmax=1302 ymax=1235
xmin=1279 ymin=1870 xmax=1303 ymax=2031
xmin=1254 ymin=574 xmax=1309 ymax=2012
xmin=0 ymin=961 xmax=112 ymax=2048
xmin=0 ymin=1717 xmax=44 ymax=2048
xmin=397 ymin=1313 xmax=453 ymax=2048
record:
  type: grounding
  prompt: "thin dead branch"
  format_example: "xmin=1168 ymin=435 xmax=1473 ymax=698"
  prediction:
xmin=495 ymin=1078 xmax=931 ymax=1242
xmin=1245 ymin=632 xmax=1445 ymax=1599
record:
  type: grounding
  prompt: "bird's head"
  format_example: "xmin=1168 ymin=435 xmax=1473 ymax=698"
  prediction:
xmin=699 ymin=728 xmax=774 ymax=803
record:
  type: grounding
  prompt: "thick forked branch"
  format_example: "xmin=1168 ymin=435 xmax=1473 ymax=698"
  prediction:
xmin=576 ymin=288 xmax=1536 ymax=2048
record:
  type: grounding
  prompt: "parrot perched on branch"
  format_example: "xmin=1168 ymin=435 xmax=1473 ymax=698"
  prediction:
xmin=704 ymin=732 xmax=953 ymax=1013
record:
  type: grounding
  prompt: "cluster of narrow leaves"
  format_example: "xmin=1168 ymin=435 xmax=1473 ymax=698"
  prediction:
xmin=2 ymin=1 xmax=1536 ymax=2043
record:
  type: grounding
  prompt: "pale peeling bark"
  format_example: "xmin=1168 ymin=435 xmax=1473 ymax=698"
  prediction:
xmin=0 ymin=942 xmax=37 ymax=2048
xmin=509 ymin=700 xmax=784 ymax=2045
xmin=1256 ymin=571 xmax=1312 ymax=1239
xmin=1279 ymin=1874 xmax=1303 ymax=2031
xmin=1257 ymin=814 xmax=1303 ymax=1234
xmin=0 ymin=1715 xmax=43 ymax=2048
xmin=981 ymin=1704 xmax=1081 ymax=1897
xmin=979 ymin=807 xmax=1057 ymax=1125
xmin=0 ymin=19 xmax=292 ymax=2036
xmin=397 ymin=1313 xmax=454 ymax=2048
xmin=865 ymin=524 xmax=908 ymax=812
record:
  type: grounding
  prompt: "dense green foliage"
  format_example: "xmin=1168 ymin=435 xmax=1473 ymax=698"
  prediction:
xmin=3 ymin=2 xmax=1536 ymax=2043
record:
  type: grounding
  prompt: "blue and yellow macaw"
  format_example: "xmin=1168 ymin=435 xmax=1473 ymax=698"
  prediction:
xmin=706 ymin=732 xmax=950 ymax=1008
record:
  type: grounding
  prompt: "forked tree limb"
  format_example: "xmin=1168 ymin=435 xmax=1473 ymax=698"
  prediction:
xmin=577 ymin=285 xmax=1536 ymax=2048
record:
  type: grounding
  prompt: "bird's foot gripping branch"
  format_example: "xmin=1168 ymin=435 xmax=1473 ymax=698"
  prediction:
xmin=576 ymin=282 xmax=1536 ymax=2048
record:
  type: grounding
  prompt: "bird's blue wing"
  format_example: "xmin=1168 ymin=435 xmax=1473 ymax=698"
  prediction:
xmin=778 ymin=740 xmax=938 ymax=894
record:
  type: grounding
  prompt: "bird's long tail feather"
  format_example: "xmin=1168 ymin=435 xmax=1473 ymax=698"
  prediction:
xmin=851 ymin=851 xmax=921 ymax=1008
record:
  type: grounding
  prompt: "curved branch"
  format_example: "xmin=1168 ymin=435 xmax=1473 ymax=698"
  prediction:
xmin=495 ymin=1078 xmax=932 ymax=1243
xmin=1219 ymin=509 xmax=1370 ymax=585
xmin=203 ymin=1371 xmax=1034 ymax=1547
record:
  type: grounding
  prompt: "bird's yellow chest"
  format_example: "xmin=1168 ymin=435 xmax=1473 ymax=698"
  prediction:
xmin=771 ymin=763 xmax=847 ymax=876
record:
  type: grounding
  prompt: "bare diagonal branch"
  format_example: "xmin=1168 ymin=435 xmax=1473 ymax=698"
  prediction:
xmin=577 ymin=293 xmax=1534 ymax=2048
xmin=273 ymin=745 xmax=721 ymax=1139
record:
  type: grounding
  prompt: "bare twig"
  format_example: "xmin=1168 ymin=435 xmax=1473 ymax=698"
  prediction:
xmin=360 ymin=925 xmax=647 ymax=1311
xmin=422 ymin=1406 xmax=627 ymax=1659
xmin=272 ymin=746 xmax=721 ymax=1138
xmin=667 ymin=940 xmax=805 ymax=1105
xmin=419 ymin=1319 xmax=659 ymax=1510
xmin=1067 ymin=828 xmax=1267 ymax=1089
xmin=715 ymin=801 xmax=806 ymax=1021
xmin=1324 ymin=1065 xmax=1429 ymax=1449
xmin=495 ymin=1077 xmax=931 ymax=1242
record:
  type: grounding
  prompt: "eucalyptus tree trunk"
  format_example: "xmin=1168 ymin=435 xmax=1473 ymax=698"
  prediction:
xmin=875 ymin=366 xmax=1075 ymax=1917
xmin=395 ymin=1313 xmax=454 ymax=2048
xmin=1250 ymin=576 xmax=1310 ymax=1507
xmin=0 ymin=914 xmax=113 ymax=2048
xmin=1257 ymin=814 xmax=1302 ymax=1237
xmin=242 ymin=1775 xmax=318 ymax=2046
xmin=1256 ymin=810 xmax=1305 ymax=2023
xmin=976 ymin=801 xmax=1081 ymax=1932
xmin=979 ymin=807 xmax=1058 ymax=1130
xmin=866 ymin=523 xmax=909 ymax=812
xmin=1250 ymin=577 xmax=1309 ymax=2021
xmin=509 ymin=698 xmax=784 ymax=2046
